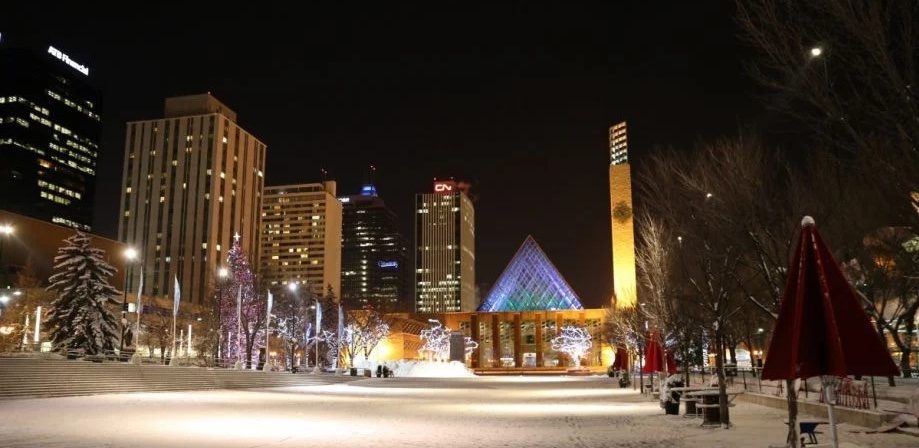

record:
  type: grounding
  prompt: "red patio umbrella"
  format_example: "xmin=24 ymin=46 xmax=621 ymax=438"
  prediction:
xmin=762 ymin=217 xmax=898 ymax=447
xmin=665 ymin=351 xmax=677 ymax=374
xmin=642 ymin=332 xmax=664 ymax=374
xmin=612 ymin=347 xmax=630 ymax=370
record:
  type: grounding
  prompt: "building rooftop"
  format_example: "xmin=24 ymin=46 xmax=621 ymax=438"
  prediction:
xmin=164 ymin=93 xmax=237 ymax=122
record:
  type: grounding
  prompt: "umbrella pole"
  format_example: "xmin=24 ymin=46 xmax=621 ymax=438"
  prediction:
xmin=821 ymin=376 xmax=839 ymax=448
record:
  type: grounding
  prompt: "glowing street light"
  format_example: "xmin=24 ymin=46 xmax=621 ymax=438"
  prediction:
xmin=120 ymin=247 xmax=140 ymax=353
xmin=810 ymin=46 xmax=823 ymax=58
xmin=0 ymin=294 xmax=9 ymax=304
xmin=288 ymin=282 xmax=298 ymax=292
xmin=0 ymin=224 xmax=13 ymax=270
xmin=705 ymin=192 xmax=713 ymax=199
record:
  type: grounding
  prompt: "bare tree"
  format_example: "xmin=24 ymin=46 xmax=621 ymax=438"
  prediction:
xmin=273 ymin=289 xmax=309 ymax=370
xmin=844 ymin=227 xmax=919 ymax=377
xmin=737 ymin=0 xmax=919 ymax=225
xmin=0 ymin=262 xmax=54 ymax=352
xmin=634 ymin=211 xmax=675 ymax=341
xmin=343 ymin=309 xmax=390 ymax=368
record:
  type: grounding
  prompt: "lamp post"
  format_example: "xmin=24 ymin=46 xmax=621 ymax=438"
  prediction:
xmin=287 ymin=282 xmax=301 ymax=370
xmin=119 ymin=247 xmax=138 ymax=354
xmin=0 ymin=224 xmax=14 ymax=285
xmin=216 ymin=267 xmax=229 ymax=365
xmin=0 ymin=293 xmax=9 ymax=318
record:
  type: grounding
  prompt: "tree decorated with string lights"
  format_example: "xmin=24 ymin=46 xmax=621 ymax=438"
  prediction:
xmin=217 ymin=234 xmax=266 ymax=367
xmin=551 ymin=325 xmax=592 ymax=367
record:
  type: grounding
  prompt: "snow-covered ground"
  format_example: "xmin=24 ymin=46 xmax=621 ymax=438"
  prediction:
xmin=0 ymin=376 xmax=915 ymax=447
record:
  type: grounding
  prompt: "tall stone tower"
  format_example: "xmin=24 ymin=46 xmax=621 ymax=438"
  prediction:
xmin=608 ymin=121 xmax=637 ymax=308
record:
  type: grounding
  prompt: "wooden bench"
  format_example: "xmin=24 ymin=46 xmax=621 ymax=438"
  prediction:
xmin=680 ymin=397 xmax=700 ymax=418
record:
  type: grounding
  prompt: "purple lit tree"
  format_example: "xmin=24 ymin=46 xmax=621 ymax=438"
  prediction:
xmin=217 ymin=235 xmax=266 ymax=368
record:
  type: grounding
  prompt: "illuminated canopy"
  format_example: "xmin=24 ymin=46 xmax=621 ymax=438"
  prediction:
xmin=478 ymin=236 xmax=584 ymax=312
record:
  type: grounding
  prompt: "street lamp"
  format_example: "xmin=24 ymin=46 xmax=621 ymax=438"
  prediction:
xmin=0 ymin=224 xmax=13 ymax=280
xmin=810 ymin=46 xmax=823 ymax=58
xmin=214 ymin=267 xmax=230 ymax=366
xmin=119 ymin=247 xmax=138 ymax=353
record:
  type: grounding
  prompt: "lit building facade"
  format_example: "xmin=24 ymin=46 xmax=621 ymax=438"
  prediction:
xmin=118 ymin=94 xmax=266 ymax=304
xmin=608 ymin=121 xmax=637 ymax=308
xmin=0 ymin=42 xmax=101 ymax=231
xmin=261 ymin=181 xmax=342 ymax=298
xmin=339 ymin=184 xmax=408 ymax=311
xmin=377 ymin=237 xmax=610 ymax=371
xmin=414 ymin=180 xmax=475 ymax=313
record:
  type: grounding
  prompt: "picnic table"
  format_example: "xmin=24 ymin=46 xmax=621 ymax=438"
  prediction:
xmin=685 ymin=390 xmax=743 ymax=426
xmin=669 ymin=387 xmax=716 ymax=417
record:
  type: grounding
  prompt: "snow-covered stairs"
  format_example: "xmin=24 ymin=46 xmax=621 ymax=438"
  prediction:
xmin=0 ymin=358 xmax=355 ymax=399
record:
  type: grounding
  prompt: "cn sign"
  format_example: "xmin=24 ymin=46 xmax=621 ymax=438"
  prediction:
xmin=434 ymin=181 xmax=455 ymax=193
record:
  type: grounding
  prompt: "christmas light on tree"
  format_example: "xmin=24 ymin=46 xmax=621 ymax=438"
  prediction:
xmin=217 ymin=234 xmax=266 ymax=367
xmin=551 ymin=325 xmax=592 ymax=367
xmin=420 ymin=319 xmax=451 ymax=360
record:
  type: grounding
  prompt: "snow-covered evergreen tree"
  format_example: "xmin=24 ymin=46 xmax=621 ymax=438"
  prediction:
xmin=45 ymin=232 xmax=121 ymax=355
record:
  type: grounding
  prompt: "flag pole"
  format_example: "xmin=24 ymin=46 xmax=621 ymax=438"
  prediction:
xmin=263 ymin=290 xmax=273 ymax=372
xmin=133 ymin=264 xmax=144 ymax=356
xmin=313 ymin=298 xmax=321 ymax=374
xmin=171 ymin=275 xmax=180 ymax=366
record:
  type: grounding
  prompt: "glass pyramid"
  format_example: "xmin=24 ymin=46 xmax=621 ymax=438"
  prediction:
xmin=478 ymin=236 xmax=584 ymax=312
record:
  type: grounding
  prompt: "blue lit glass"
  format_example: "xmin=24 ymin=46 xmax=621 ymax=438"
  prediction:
xmin=478 ymin=236 xmax=584 ymax=312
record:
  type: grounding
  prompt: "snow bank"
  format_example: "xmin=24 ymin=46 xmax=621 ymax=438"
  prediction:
xmin=385 ymin=360 xmax=475 ymax=378
xmin=352 ymin=357 xmax=475 ymax=378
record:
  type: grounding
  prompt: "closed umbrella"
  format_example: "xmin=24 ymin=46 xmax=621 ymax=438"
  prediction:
xmin=762 ymin=217 xmax=899 ymax=447
xmin=643 ymin=332 xmax=663 ymax=373
xmin=665 ymin=351 xmax=677 ymax=374
xmin=612 ymin=347 xmax=630 ymax=370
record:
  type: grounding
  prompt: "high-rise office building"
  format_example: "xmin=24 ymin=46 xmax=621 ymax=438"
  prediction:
xmin=608 ymin=121 xmax=637 ymax=308
xmin=260 ymin=181 xmax=342 ymax=298
xmin=0 ymin=41 xmax=101 ymax=231
xmin=339 ymin=183 xmax=408 ymax=311
xmin=118 ymin=94 xmax=266 ymax=304
xmin=415 ymin=180 xmax=475 ymax=313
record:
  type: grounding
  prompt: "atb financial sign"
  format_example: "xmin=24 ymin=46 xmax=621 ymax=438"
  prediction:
xmin=47 ymin=46 xmax=89 ymax=76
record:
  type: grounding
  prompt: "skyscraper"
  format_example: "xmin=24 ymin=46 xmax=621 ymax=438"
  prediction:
xmin=415 ymin=180 xmax=475 ymax=312
xmin=118 ymin=94 xmax=266 ymax=304
xmin=0 ymin=42 xmax=101 ymax=231
xmin=608 ymin=121 xmax=637 ymax=308
xmin=339 ymin=183 xmax=408 ymax=311
xmin=260 ymin=181 xmax=342 ymax=299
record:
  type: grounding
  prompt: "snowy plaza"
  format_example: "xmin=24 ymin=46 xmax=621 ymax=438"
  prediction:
xmin=1 ymin=376 xmax=917 ymax=448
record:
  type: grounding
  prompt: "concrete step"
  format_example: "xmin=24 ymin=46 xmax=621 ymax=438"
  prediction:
xmin=0 ymin=357 xmax=356 ymax=400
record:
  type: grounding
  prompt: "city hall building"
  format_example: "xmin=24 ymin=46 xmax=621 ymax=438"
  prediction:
xmin=384 ymin=236 xmax=611 ymax=371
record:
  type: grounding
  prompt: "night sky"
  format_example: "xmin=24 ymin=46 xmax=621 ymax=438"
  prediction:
xmin=3 ymin=2 xmax=758 ymax=307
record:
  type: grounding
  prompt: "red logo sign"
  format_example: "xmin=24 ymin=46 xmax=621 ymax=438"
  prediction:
xmin=434 ymin=181 xmax=455 ymax=193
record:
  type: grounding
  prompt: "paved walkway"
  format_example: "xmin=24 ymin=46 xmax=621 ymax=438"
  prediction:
xmin=0 ymin=376 xmax=915 ymax=447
